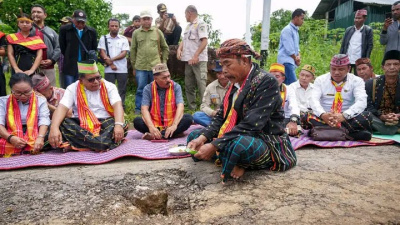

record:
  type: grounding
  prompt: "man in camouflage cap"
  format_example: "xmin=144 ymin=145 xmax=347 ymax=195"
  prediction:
xmin=133 ymin=63 xmax=193 ymax=140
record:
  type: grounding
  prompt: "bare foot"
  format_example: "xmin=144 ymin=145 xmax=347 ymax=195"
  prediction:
xmin=231 ymin=166 xmax=245 ymax=179
xmin=142 ymin=132 xmax=155 ymax=140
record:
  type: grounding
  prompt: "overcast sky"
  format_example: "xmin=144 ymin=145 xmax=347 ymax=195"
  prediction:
xmin=111 ymin=0 xmax=321 ymax=40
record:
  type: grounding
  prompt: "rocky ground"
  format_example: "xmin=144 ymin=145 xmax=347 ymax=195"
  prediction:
xmin=0 ymin=145 xmax=399 ymax=225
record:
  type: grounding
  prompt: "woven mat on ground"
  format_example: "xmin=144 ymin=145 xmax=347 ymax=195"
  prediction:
xmin=290 ymin=130 xmax=395 ymax=149
xmin=372 ymin=133 xmax=400 ymax=143
xmin=0 ymin=126 xmax=395 ymax=170
xmin=0 ymin=125 xmax=204 ymax=170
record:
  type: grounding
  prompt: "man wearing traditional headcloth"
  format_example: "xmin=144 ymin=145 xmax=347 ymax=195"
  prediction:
xmin=365 ymin=50 xmax=400 ymax=135
xmin=355 ymin=58 xmax=379 ymax=82
xmin=269 ymin=63 xmax=300 ymax=136
xmin=134 ymin=63 xmax=192 ymax=140
xmin=31 ymin=74 xmax=72 ymax=117
xmin=340 ymin=9 xmax=373 ymax=75
xmin=49 ymin=60 xmax=127 ymax=152
xmin=308 ymin=54 xmax=373 ymax=140
xmin=187 ymin=39 xmax=297 ymax=183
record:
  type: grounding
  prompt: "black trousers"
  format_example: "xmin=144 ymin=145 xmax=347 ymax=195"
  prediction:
xmin=350 ymin=64 xmax=358 ymax=76
xmin=0 ymin=63 xmax=6 ymax=96
xmin=133 ymin=114 xmax=193 ymax=138
xmin=165 ymin=25 xmax=182 ymax=45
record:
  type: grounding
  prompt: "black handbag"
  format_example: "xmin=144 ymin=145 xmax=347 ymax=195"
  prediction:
xmin=75 ymin=31 xmax=98 ymax=62
xmin=309 ymin=126 xmax=352 ymax=141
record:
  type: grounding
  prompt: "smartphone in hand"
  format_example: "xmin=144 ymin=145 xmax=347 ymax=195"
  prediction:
xmin=385 ymin=12 xmax=392 ymax=19
xmin=168 ymin=13 xmax=174 ymax=18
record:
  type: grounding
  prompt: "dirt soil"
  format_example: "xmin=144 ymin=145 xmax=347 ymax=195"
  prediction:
xmin=0 ymin=145 xmax=400 ymax=225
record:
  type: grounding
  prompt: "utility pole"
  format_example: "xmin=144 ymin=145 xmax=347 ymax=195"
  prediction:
xmin=245 ymin=0 xmax=252 ymax=46
xmin=260 ymin=0 xmax=271 ymax=68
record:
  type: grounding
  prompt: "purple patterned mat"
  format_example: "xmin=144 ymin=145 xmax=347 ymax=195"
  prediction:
xmin=289 ymin=130 xmax=394 ymax=149
xmin=0 ymin=125 xmax=204 ymax=170
xmin=0 ymin=126 xmax=394 ymax=170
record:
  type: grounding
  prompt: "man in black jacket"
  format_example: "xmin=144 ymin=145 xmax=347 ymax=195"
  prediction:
xmin=186 ymin=39 xmax=297 ymax=183
xmin=365 ymin=50 xmax=400 ymax=135
xmin=59 ymin=10 xmax=97 ymax=87
xmin=340 ymin=9 xmax=373 ymax=75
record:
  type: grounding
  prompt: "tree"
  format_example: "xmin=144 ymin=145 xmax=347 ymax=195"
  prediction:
xmin=199 ymin=13 xmax=221 ymax=48
xmin=113 ymin=13 xmax=131 ymax=30
xmin=0 ymin=0 xmax=112 ymax=36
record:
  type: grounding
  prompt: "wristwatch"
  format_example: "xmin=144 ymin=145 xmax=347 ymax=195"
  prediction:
xmin=342 ymin=112 xmax=351 ymax=120
xmin=289 ymin=115 xmax=300 ymax=125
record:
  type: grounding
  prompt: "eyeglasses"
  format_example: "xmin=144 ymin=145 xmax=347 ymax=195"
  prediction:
xmin=12 ymin=90 xmax=33 ymax=97
xmin=86 ymin=76 xmax=102 ymax=83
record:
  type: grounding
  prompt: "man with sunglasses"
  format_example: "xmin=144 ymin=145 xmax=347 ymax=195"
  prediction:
xmin=49 ymin=60 xmax=127 ymax=152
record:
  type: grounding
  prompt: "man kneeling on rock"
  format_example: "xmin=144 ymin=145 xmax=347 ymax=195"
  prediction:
xmin=187 ymin=39 xmax=297 ymax=183
xmin=133 ymin=63 xmax=193 ymax=140
xmin=49 ymin=60 xmax=127 ymax=151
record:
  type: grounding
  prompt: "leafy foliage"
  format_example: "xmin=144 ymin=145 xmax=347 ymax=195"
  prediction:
xmin=251 ymin=9 xmax=385 ymax=76
xmin=112 ymin=13 xmax=131 ymax=30
xmin=0 ymin=0 xmax=112 ymax=36
xmin=199 ymin=14 xmax=221 ymax=48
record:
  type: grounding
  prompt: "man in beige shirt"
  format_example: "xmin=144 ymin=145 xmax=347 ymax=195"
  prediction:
xmin=177 ymin=5 xmax=208 ymax=110
xmin=155 ymin=3 xmax=182 ymax=45
xmin=193 ymin=61 xmax=229 ymax=126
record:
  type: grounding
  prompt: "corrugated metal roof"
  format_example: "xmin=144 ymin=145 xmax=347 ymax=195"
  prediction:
xmin=312 ymin=0 xmax=392 ymax=19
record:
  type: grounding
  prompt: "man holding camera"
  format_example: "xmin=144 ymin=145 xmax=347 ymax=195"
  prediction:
xmin=380 ymin=1 xmax=400 ymax=53
xmin=155 ymin=3 xmax=182 ymax=46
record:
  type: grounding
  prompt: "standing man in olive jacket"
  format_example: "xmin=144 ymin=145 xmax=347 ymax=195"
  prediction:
xmin=59 ymin=9 xmax=97 ymax=87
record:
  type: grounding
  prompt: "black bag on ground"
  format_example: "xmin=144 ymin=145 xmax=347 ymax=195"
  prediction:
xmin=309 ymin=126 xmax=352 ymax=141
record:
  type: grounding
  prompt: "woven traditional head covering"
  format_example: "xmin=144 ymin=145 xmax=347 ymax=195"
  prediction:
xmin=356 ymin=9 xmax=367 ymax=16
xmin=78 ymin=60 xmax=98 ymax=74
xmin=301 ymin=64 xmax=316 ymax=76
xmin=32 ymin=74 xmax=50 ymax=91
xmin=269 ymin=63 xmax=285 ymax=75
xmin=382 ymin=50 xmax=400 ymax=65
xmin=355 ymin=58 xmax=371 ymax=67
xmin=217 ymin=39 xmax=261 ymax=60
xmin=331 ymin=54 xmax=350 ymax=66
xmin=152 ymin=63 xmax=169 ymax=75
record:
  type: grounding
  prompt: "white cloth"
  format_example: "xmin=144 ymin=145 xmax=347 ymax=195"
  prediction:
xmin=283 ymin=84 xmax=300 ymax=118
xmin=181 ymin=17 xmax=208 ymax=62
xmin=310 ymin=73 xmax=367 ymax=119
xmin=98 ymin=34 xmax=130 ymax=73
xmin=347 ymin=25 xmax=363 ymax=64
xmin=60 ymin=79 xmax=121 ymax=118
xmin=288 ymin=81 xmax=314 ymax=113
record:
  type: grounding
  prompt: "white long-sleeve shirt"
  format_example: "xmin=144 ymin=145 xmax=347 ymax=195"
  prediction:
xmin=283 ymin=84 xmax=300 ymax=118
xmin=310 ymin=73 xmax=367 ymax=119
xmin=287 ymin=80 xmax=314 ymax=113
